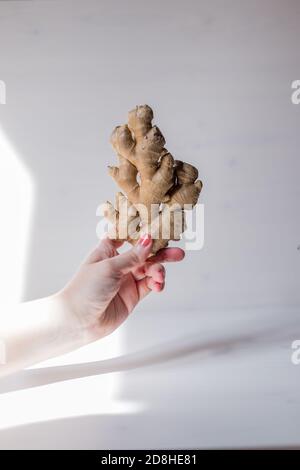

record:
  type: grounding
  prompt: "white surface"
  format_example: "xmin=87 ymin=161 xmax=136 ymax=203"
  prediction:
xmin=0 ymin=0 xmax=299 ymax=449
xmin=0 ymin=0 xmax=299 ymax=311
xmin=0 ymin=306 xmax=299 ymax=449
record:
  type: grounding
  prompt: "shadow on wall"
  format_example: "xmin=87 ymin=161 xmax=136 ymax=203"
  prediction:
xmin=0 ymin=315 xmax=297 ymax=396
xmin=0 ymin=331 xmax=253 ymax=394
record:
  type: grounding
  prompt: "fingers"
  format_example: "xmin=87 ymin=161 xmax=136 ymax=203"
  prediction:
xmin=133 ymin=262 xmax=165 ymax=282
xmin=137 ymin=276 xmax=165 ymax=300
xmin=148 ymin=278 xmax=165 ymax=292
xmin=86 ymin=239 xmax=184 ymax=272
xmin=84 ymin=236 xmax=123 ymax=264
xmin=136 ymin=277 xmax=151 ymax=300
xmin=132 ymin=247 xmax=184 ymax=281
xmin=148 ymin=247 xmax=185 ymax=263
xmin=146 ymin=263 xmax=165 ymax=283
xmin=133 ymin=262 xmax=166 ymax=301
xmin=133 ymin=248 xmax=183 ymax=298
xmin=107 ymin=234 xmax=153 ymax=274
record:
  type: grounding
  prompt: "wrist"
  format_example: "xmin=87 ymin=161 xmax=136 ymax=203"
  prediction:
xmin=54 ymin=290 xmax=100 ymax=349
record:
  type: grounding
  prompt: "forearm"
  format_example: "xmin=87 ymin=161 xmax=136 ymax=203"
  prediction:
xmin=0 ymin=294 xmax=86 ymax=378
xmin=0 ymin=235 xmax=172 ymax=378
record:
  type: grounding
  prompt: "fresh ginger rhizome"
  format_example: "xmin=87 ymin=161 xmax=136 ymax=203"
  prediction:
xmin=104 ymin=105 xmax=203 ymax=254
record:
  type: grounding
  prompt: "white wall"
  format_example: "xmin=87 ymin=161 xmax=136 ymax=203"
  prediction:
xmin=1 ymin=0 xmax=299 ymax=314
xmin=0 ymin=0 xmax=299 ymax=449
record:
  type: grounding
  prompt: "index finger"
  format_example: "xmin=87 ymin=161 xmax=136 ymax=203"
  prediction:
xmin=147 ymin=247 xmax=185 ymax=264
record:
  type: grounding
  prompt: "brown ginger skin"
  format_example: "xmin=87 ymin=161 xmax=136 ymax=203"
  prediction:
xmin=105 ymin=105 xmax=202 ymax=254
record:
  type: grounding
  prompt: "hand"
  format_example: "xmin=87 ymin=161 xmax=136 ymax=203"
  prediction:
xmin=60 ymin=234 xmax=185 ymax=344
xmin=0 ymin=234 xmax=184 ymax=377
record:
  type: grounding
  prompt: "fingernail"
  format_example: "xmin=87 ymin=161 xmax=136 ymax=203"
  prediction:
xmin=138 ymin=233 xmax=152 ymax=248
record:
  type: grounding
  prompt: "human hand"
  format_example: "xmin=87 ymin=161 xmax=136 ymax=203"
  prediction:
xmin=59 ymin=235 xmax=185 ymax=345
xmin=0 ymin=234 xmax=185 ymax=377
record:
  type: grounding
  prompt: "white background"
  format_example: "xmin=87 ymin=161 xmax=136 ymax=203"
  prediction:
xmin=0 ymin=0 xmax=299 ymax=449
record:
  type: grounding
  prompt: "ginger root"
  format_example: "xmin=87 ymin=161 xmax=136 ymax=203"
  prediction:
xmin=103 ymin=105 xmax=202 ymax=254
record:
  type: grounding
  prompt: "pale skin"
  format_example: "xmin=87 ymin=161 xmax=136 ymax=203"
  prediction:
xmin=0 ymin=234 xmax=184 ymax=378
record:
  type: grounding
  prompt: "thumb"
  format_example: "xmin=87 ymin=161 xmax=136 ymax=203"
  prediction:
xmin=108 ymin=234 xmax=152 ymax=274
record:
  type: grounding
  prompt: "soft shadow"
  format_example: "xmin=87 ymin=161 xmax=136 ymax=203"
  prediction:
xmin=0 ymin=321 xmax=292 ymax=395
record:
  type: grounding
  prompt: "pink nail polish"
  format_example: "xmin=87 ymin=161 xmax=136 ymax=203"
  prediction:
xmin=138 ymin=233 xmax=152 ymax=247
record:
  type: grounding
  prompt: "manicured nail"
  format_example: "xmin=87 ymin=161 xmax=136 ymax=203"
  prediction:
xmin=138 ymin=233 xmax=152 ymax=248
